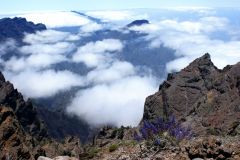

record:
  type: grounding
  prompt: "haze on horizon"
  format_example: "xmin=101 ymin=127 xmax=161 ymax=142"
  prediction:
xmin=1 ymin=0 xmax=240 ymax=13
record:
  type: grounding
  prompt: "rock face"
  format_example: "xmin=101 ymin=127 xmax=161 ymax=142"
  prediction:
xmin=0 ymin=72 xmax=47 ymax=139
xmin=143 ymin=53 xmax=240 ymax=136
xmin=0 ymin=17 xmax=46 ymax=41
xmin=127 ymin=19 xmax=149 ymax=27
xmin=0 ymin=72 xmax=84 ymax=159
xmin=0 ymin=105 xmax=33 ymax=159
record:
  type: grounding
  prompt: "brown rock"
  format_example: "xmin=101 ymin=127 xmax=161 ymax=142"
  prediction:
xmin=143 ymin=53 xmax=240 ymax=136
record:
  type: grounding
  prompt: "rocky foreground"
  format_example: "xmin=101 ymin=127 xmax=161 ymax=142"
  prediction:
xmin=0 ymin=53 xmax=240 ymax=159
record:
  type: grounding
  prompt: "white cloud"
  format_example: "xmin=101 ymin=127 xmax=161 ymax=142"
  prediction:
xmin=130 ymin=16 xmax=228 ymax=34
xmin=86 ymin=11 xmax=132 ymax=22
xmin=68 ymin=37 xmax=158 ymax=127
xmin=23 ymin=30 xmax=79 ymax=44
xmin=72 ymin=39 xmax=123 ymax=67
xmin=2 ymin=29 xmax=83 ymax=98
xmin=86 ymin=10 xmax=148 ymax=22
xmin=80 ymin=22 xmax=103 ymax=34
xmin=20 ymin=41 xmax=75 ymax=55
xmin=86 ymin=61 xmax=135 ymax=84
xmin=129 ymin=15 xmax=240 ymax=72
xmin=0 ymin=39 xmax=17 ymax=55
xmin=67 ymin=76 xmax=157 ymax=127
xmin=4 ymin=69 xmax=84 ymax=98
xmin=4 ymin=54 xmax=67 ymax=72
xmin=18 ymin=11 xmax=91 ymax=28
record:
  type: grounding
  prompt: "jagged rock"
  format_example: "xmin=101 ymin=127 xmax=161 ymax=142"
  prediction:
xmin=0 ymin=105 xmax=34 ymax=159
xmin=0 ymin=17 xmax=46 ymax=41
xmin=0 ymin=71 xmax=84 ymax=159
xmin=127 ymin=19 xmax=149 ymax=27
xmin=143 ymin=53 xmax=240 ymax=136
xmin=0 ymin=72 xmax=47 ymax=139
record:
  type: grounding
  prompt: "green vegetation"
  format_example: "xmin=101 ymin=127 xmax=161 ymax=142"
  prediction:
xmin=108 ymin=143 xmax=118 ymax=152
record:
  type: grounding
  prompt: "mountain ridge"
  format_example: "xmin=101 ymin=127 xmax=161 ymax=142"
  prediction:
xmin=143 ymin=53 xmax=240 ymax=136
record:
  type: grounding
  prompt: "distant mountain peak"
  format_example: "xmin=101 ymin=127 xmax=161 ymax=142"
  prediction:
xmin=127 ymin=19 xmax=149 ymax=27
xmin=0 ymin=17 xmax=46 ymax=41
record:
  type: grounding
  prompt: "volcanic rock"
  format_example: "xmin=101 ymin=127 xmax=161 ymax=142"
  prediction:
xmin=0 ymin=72 xmax=47 ymax=139
xmin=127 ymin=19 xmax=149 ymax=27
xmin=143 ymin=53 xmax=240 ymax=136
xmin=0 ymin=17 xmax=46 ymax=41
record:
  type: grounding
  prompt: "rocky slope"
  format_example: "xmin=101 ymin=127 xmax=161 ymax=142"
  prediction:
xmin=0 ymin=17 xmax=46 ymax=41
xmin=0 ymin=72 xmax=47 ymax=139
xmin=75 ymin=53 xmax=240 ymax=160
xmin=143 ymin=53 xmax=240 ymax=136
xmin=1 ymin=53 xmax=240 ymax=159
xmin=0 ymin=17 xmax=93 ymax=142
xmin=0 ymin=72 xmax=83 ymax=159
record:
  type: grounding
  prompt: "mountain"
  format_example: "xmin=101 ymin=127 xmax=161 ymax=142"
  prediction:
xmin=127 ymin=19 xmax=149 ymax=27
xmin=0 ymin=17 xmax=93 ymax=141
xmin=0 ymin=71 xmax=83 ymax=159
xmin=143 ymin=53 xmax=240 ymax=136
xmin=72 ymin=54 xmax=240 ymax=160
xmin=0 ymin=72 xmax=47 ymax=139
xmin=0 ymin=17 xmax=46 ymax=41
xmin=1 ymin=53 xmax=240 ymax=159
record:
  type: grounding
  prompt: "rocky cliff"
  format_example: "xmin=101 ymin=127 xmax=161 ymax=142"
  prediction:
xmin=143 ymin=53 xmax=240 ymax=136
xmin=0 ymin=72 xmax=83 ymax=159
xmin=0 ymin=17 xmax=46 ymax=41
xmin=0 ymin=72 xmax=47 ymax=139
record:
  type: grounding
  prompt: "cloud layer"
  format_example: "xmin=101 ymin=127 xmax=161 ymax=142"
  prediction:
xmin=2 ymin=8 xmax=240 ymax=127
xmin=129 ymin=14 xmax=240 ymax=72
xmin=18 ymin=11 xmax=91 ymax=28
xmin=69 ymin=38 xmax=157 ymax=127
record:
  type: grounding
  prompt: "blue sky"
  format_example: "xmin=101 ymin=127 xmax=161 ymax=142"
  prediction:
xmin=1 ymin=0 xmax=240 ymax=13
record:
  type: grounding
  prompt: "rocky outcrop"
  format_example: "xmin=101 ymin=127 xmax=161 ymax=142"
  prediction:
xmin=0 ymin=105 xmax=33 ymax=159
xmin=0 ymin=17 xmax=46 ymax=41
xmin=127 ymin=19 xmax=149 ymax=27
xmin=0 ymin=72 xmax=47 ymax=139
xmin=76 ymin=135 xmax=240 ymax=160
xmin=0 ymin=72 xmax=84 ymax=159
xmin=143 ymin=53 xmax=240 ymax=136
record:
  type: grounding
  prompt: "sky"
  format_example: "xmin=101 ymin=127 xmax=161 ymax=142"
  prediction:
xmin=1 ymin=0 xmax=240 ymax=13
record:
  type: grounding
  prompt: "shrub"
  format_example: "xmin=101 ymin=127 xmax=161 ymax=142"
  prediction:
xmin=86 ymin=147 xmax=99 ymax=159
xmin=134 ymin=115 xmax=192 ymax=145
xmin=108 ymin=144 xmax=118 ymax=152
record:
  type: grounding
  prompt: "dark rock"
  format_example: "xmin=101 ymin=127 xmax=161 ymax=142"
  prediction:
xmin=0 ymin=72 xmax=47 ymax=139
xmin=127 ymin=19 xmax=149 ymax=27
xmin=143 ymin=53 xmax=240 ymax=136
xmin=0 ymin=17 xmax=46 ymax=41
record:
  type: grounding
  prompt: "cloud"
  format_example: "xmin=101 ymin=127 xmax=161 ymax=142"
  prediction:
xmin=72 ymin=39 xmax=123 ymax=67
xmin=86 ymin=10 xmax=148 ymax=22
xmin=128 ymin=14 xmax=240 ymax=72
xmin=2 ymin=29 xmax=82 ymax=98
xmin=23 ymin=30 xmax=80 ymax=44
xmin=67 ymin=75 xmax=157 ymax=127
xmin=86 ymin=61 xmax=135 ymax=84
xmin=86 ymin=11 xmax=132 ymax=22
xmin=18 ymin=11 xmax=91 ymax=28
xmin=4 ymin=54 xmax=67 ymax=72
xmin=4 ymin=69 xmax=84 ymax=98
xmin=130 ymin=16 xmax=229 ymax=34
xmin=20 ymin=41 xmax=75 ymax=55
xmin=80 ymin=22 xmax=103 ymax=34
xmin=68 ymin=38 xmax=157 ymax=127
xmin=0 ymin=39 xmax=17 ymax=55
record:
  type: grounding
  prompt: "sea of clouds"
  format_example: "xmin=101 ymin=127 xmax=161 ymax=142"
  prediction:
xmin=1 ymin=8 xmax=240 ymax=127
